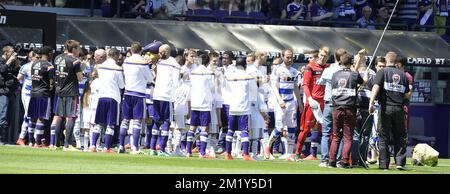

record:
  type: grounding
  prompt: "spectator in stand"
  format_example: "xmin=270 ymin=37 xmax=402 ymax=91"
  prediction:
xmin=287 ymin=0 xmax=310 ymax=21
xmin=310 ymin=0 xmax=334 ymax=22
xmin=244 ymin=0 xmax=262 ymax=13
xmin=418 ymin=0 xmax=437 ymax=31
xmin=107 ymin=0 xmax=156 ymax=18
xmin=219 ymin=0 xmax=228 ymax=10
xmin=356 ymin=5 xmax=376 ymax=30
xmin=109 ymin=0 xmax=129 ymax=17
xmin=372 ymin=0 xmax=389 ymax=9
xmin=332 ymin=0 xmax=356 ymax=19
xmin=383 ymin=0 xmax=397 ymax=17
xmin=435 ymin=0 xmax=450 ymax=35
xmin=162 ymin=0 xmax=188 ymax=18
xmin=354 ymin=0 xmax=367 ymax=18
xmin=128 ymin=0 xmax=152 ymax=19
xmin=332 ymin=0 xmax=356 ymax=27
xmin=188 ymin=0 xmax=213 ymax=10
xmin=396 ymin=0 xmax=419 ymax=27
xmin=229 ymin=0 xmax=242 ymax=11
xmin=145 ymin=0 xmax=166 ymax=19
xmin=219 ymin=0 xmax=245 ymax=13
xmin=354 ymin=0 xmax=384 ymax=18
xmin=33 ymin=0 xmax=54 ymax=7
xmin=375 ymin=6 xmax=390 ymax=29
xmin=261 ymin=0 xmax=288 ymax=19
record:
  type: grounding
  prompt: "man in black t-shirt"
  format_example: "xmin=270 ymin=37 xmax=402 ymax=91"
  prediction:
xmin=48 ymin=48 xmax=68 ymax=148
xmin=50 ymin=40 xmax=84 ymax=151
xmin=28 ymin=46 xmax=55 ymax=147
xmin=328 ymin=53 xmax=368 ymax=168
xmin=369 ymin=51 xmax=410 ymax=171
xmin=51 ymin=50 xmax=68 ymax=113
xmin=351 ymin=54 xmax=377 ymax=167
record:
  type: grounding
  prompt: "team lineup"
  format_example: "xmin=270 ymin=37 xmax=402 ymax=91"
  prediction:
xmin=11 ymin=38 xmax=412 ymax=170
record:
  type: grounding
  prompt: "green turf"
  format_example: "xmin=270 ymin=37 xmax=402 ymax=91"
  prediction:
xmin=1 ymin=145 xmax=449 ymax=174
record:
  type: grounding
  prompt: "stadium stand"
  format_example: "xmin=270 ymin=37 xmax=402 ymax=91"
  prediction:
xmin=2 ymin=0 xmax=450 ymax=42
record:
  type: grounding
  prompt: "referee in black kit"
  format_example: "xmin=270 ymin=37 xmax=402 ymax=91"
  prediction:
xmin=368 ymin=51 xmax=411 ymax=171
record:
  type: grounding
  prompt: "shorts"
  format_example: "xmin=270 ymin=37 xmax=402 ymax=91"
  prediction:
xmin=274 ymin=100 xmax=297 ymax=130
xmin=28 ymin=97 xmax=51 ymax=120
xmin=81 ymin=108 xmax=95 ymax=128
xmin=171 ymin=114 xmax=186 ymax=129
xmin=147 ymin=104 xmax=154 ymax=119
xmin=228 ymin=115 xmax=249 ymax=132
xmin=122 ymin=95 xmax=146 ymax=120
xmin=95 ymin=98 xmax=120 ymax=126
xmin=152 ymin=100 xmax=172 ymax=123
xmin=220 ymin=104 xmax=230 ymax=128
xmin=55 ymin=96 xmax=79 ymax=117
xmin=190 ymin=110 xmax=211 ymax=127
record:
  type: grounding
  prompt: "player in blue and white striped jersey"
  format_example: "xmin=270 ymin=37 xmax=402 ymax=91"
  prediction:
xmin=16 ymin=51 xmax=38 ymax=146
xmin=265 ymin=49 xmax=302 ymax=162
xmin=74 ymin=48 xmax=92 ymax=149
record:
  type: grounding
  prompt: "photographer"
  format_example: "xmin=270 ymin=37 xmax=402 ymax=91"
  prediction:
xmin=0 ymin=45 xmax=20 ymax=145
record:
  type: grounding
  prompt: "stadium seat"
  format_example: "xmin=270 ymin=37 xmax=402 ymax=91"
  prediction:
xmin=248 ymin=12 xmax=267 ymax=24
xmin=187 ymin=9 xmax=217 ymax=22
xmin=230 ymin=11 xmax=247 ymax=17
xmin=194 ymin=9 xmax=212 ymax=16
xmin=212 ymin=10 xmax=229 ymax=22
xmin=223 ymin=16 xmax=256 ymax=24
xmin=186 ymin=9 xmax=193 ymax=16
xmin=223 ymin=11 xmax=253 ymax=24
xmin=101 ymin=4 xmax=113 ymax=17
xmin=248 ymin=12 xmax=266 ymax=18
xmin=185 ymin=15 xmax=217 ymax=22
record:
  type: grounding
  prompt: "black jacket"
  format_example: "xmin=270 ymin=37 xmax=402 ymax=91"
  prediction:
xmin=0 ymin=58 xmax=19 ymax=96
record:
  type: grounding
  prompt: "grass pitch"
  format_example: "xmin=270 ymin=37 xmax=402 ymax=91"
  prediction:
xmin=1 ymin=145 xmax=449 ymax=174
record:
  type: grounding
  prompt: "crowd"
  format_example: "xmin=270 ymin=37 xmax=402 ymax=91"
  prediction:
xmin=104 ymin=0 xmax=450 ymax=31
xmin=0 ymin=38 xmax=413 ymax=170
xmin=0 ymin=0 xmax=91 ymax=7
xmin=2 ymin=0 xmax=450 ymax=41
